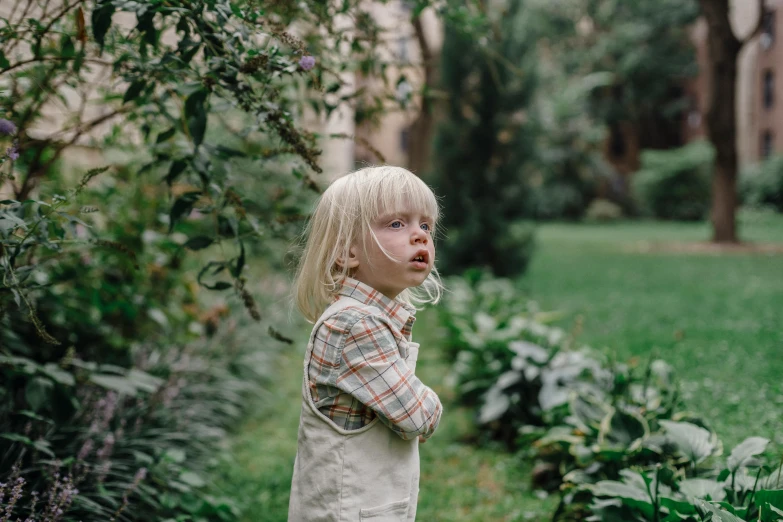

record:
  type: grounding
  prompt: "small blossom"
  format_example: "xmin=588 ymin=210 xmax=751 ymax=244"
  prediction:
xmin=132 ymin=467 xmax=147 ymax=485
xmin=0 ymin=119 xmax=16 ymax=136
xmin=6 ymin=146 xmax=19 ymax=161
xmin=299 ymin=55 xmax=316 ymax=71
xmin=97 ymin=432 xmax=115 ymax=461
xmin=77 ymin=438 xmax=94 ymax=460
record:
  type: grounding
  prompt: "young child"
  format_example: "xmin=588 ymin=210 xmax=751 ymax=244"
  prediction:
xmin=288 ymin=166 xmax=444 ymax=521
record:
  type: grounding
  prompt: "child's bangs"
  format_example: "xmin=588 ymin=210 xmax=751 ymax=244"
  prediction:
xmin=367 ymin=169 xmax=439 ymax=224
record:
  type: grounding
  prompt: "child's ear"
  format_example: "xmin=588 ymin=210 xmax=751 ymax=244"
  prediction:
xmin=336 ymin=246 xmax=360 ymax=269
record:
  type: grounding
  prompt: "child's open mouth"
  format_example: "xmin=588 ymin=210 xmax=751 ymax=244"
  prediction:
xmin=410 ymin=250 xmax=429 ymax=270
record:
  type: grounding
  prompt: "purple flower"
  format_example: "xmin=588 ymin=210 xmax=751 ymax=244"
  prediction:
xmin=133 ymin=467 xmax=147 ymax=485
xmin=299 ymin=55 xmax=316 ymax=71
xmin=0 ymin=119 xmax=16 ymax=136
xmin=7 ymin=146 xmax=19 ymax=161
xmin=77 ymin=438 xmax=94 ymax=460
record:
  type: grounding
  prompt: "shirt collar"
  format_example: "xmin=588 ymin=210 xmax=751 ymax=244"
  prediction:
xmin=336 ymin=277 xmax=416 ymax=332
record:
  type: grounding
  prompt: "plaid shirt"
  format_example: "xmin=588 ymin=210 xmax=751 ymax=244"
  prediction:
xmin=307 ymin=278 xmax=442 ymax=441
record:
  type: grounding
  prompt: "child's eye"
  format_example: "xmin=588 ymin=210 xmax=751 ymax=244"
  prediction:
xmin=390 ymin=221 xmax=403 ymax=228
xmin=421 ymin=223 xmax=431 ymax=232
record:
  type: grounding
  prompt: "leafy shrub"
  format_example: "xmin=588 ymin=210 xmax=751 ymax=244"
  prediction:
xmin=631 ymin=141 xmax=714 ymax=221
xmin=740 ymin=156 xmax=783 ymax=212
xmin=439 ymin=271 xmax=569 ymax=445
xmin=0 ymin=167 xmax=293 ymax=520
xmin=583 ymin=435 xmax=782 ymax=522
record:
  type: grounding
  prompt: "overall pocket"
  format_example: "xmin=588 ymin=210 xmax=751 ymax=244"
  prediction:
xmin=358 ymin=497 xmax=410 ymax=521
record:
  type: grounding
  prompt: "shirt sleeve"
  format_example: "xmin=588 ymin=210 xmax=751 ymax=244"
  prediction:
xmin=334 ymin=313 xmax=442 ymax=441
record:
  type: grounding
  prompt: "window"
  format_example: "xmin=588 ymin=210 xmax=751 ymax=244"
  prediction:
xmin=763 ymin=69 xmax=775 ymax=109
xmin=762 ymin=9 xmax=776 ymax=48
xmin=761 ymin=130 xmax=773 ymax=159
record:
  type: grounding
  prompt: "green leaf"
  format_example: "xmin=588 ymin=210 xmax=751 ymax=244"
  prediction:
xmin=756 ymin=490 xmax=783 ymax=522
xmin=184 ymin=236 xmax=214 ymax=250
xmin=123 ymin=79 xmax=147 ymax=103
xmin=660 ymin=420 xmax=722 ymax=465
xmin=166 ymin=159 xmax=188 ymax=185
xmin=0 ymin=50 xmax=10 ymax=70
xmin=214 ymin=145 xmax=246 ymax=158
xmin=179 ymin=471 xmax=206 ymax=488
xmin=32 ymin=439 xmax=55 ymax=457
xmin=89 ymin=374 xmax=138 ymax=396
xmin=127 ymin=369 xmax=164 ymax=393
xmin=185 ymin=90 xmax=209 ymax=147
xmin=231 ymin=240 xmax=245 ymax=277
xmin=25 ymin=377 xmax=54 ymax=411
xmin=727 ymin=436 xmax=769 ymax=473
xmin=61 ymin=35 xmax=75 ymax=58
xmin=694 ymin=499 xmax=746 ymax=522
xmin=41 ymin=363 xmax=75 ymax=386
xmin=91 ymin=1 xmax=115 ymax=49
xmin=169 ymin=191 xmax=201 ymax=233
xmin=208 ymin=282 xmax=233 ymax=291
xmin=678 ymin=478 xmax=726 ymax=501
xmin=1 ymin=433 xmax=33 ymax=444
xmin=598 ymin=407 xmax=649 ymax=450
xmin=157 ymin=127 xmax=177 ymax=143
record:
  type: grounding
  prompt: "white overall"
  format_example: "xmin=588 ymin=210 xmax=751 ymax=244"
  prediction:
xmin=288 ymin=298 xmax=421 ymax=522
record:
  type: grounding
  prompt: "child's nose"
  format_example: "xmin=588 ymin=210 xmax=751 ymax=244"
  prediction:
xmin=412 ymin=230 xmax=428 ymax=244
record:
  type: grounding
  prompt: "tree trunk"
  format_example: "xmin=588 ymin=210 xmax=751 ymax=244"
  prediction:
xmin=408 ymin=17 xmax=437 ymax=175
xmin=699 ymin=0 xmax=763 ymax=243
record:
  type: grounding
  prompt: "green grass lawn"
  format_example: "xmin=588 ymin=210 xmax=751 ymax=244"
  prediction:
xmin=522 ymin=210 xmax=783 ymax=448
xmin=218 ymin=210 xmax=783 ymax=521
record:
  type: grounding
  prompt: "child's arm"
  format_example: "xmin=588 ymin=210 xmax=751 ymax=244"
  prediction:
xmin=335 ymin=313 xmax=442 ymax=441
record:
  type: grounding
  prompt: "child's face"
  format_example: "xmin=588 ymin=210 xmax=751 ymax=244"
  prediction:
xmin=346 ymin=209 xmax=435 ymax=300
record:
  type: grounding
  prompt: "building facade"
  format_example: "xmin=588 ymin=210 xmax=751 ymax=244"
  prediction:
xmin=686 ymin=0 xmax=783 ymax=166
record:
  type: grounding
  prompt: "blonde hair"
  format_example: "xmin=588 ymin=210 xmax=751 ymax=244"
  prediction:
xmin=293 ymin=165 xmax=444 ymax=322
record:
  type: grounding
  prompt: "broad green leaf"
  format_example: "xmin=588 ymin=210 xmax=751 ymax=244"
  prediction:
xmin=598 ymin=407 xmax=649 ymax=450
xmin=179 ymin=471 xmax=206 ymax=488
xmin=679 ymin=478 xmax=726 ymax=501
xmin=89 ymin=374 xmax=138 ymax=396
xmin=727 ymin=436 xmax=769 ymax=472
xmin=694 ymin=499 xmax=745 ymax=522
xmin=42 ymin=363 xmax=75 ymax=386
xmin=127 ymin=369 xmax=164 ymax=393
xmin=569 ymin=393 xmax=611 ymax=434
xmin=756 ymin=490 xmax=783 ymax=522
xmin=660 ymin=420 xmax=722 ymax=465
